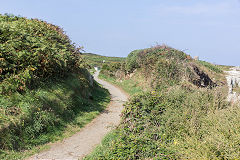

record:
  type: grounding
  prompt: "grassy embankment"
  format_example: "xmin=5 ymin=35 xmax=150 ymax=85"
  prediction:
xmin=86 ymin=46 xmax=240 ymax=160
xmin=0 ymin=14 xmax=110 ymax=160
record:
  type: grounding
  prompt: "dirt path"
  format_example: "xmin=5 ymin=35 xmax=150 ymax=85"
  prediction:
xmin=27 ymin=71 xmax=128 ymax=160
xmin=225 ymin=67 xmax=240 ymax=102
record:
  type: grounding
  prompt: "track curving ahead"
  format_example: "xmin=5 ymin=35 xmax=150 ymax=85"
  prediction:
xmin=27 ymin=71 xmax=128 ymax=160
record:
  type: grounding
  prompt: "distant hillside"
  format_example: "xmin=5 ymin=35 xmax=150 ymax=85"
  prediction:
xmin=82 ymin=53 xmax=125 ymax=68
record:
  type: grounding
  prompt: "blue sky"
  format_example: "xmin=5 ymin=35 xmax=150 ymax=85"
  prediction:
xmin=1 ymin=0 xmax=240 ymax=65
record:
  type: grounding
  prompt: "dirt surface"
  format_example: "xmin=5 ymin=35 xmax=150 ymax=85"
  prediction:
xmin=27 ymin=71 xmax=128 ymax=160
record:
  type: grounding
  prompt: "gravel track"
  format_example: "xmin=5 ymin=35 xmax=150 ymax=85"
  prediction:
xmin=27 ymin=71 xmax=128 ymax=160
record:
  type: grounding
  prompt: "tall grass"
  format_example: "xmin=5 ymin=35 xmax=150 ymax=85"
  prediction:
xmin=86 ymin=83 xmax=238 ymax=159
xmin=99 ymin=74 xmax=142 ymax=95
xmin=0 ymin=74 xmax=110 ymax=160
xmin=198 ymin=60 xmax=223 ymax=73
xmin=85 ymin=46 xmax=237 ymax=159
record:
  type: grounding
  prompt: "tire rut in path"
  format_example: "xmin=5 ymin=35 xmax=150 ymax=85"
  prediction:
xmin=27 ymin=71 xmax=128 ymax=160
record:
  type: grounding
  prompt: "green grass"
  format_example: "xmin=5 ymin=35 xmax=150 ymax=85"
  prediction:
xmin=86 ymin=84 xmax=239 ymax=159
xmin=99 ymin=74 xmax=142 ymax=95
xmin=85 ymin=46 xmax=240 ymax=159
xmin=0 ymin=75 xmax=110 ymax=160
xmin=84 ymin=73 xmax=143 ymax=160
xmin=84 ymin=130 xmax=119 ymax=160
xmin=0 ymin=14 xmax=112 ymax=160
xmin=198 ymin=60 xmax=223 ymax=73
xmin=217 ymin=64 xmax=234 ymax=71
xmin=82 ymin=53 xmax=125 ymax=68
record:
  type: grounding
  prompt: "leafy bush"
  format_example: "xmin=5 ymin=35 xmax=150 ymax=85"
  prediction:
xmin=91 ymin=45 xmax=234 ymax=159
xmin=91 ymin=85 xmax=234 ymax=159
xmin=101 ymin=45 xmax=220 ymax=90
xmin=100 ymin=62 xmax=122 ymax=77
xmin=0 ymin=14 xmax=110 ymax=159
xmin=0 ymin=14 xmax=85 ymax=94
xmin=125 ymin=50 xmax=141 ymax=73
xmin=0 ymin=74 xmax=109 ymax=152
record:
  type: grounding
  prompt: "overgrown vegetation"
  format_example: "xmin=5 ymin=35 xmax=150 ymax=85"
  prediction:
xmin=86 ymin=45 xmax=239 ymax=159
xmin=99 ymin=74 xmax=142 ymax=95
xmin=198 ymin=60 xmax=223 ymax=73
xmin=0 ymin=77 xmax=110 ymax=159
xmin=82 ymin=53 xmax=125 ymax=69
xmin=0 ymin=14 xmax=86 ymax=94
xmin=100 ymin=45 xmax=223 ymax=89
xmin=0 ymin=14 xmax=110 ymax=159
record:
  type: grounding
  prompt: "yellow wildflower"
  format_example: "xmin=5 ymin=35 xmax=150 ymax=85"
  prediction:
xmin=30 ymin=67 xmax=35 ymax=71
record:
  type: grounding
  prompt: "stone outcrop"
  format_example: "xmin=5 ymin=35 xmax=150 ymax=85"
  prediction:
xmin=225 ymin=67 xmax=240 ymax=102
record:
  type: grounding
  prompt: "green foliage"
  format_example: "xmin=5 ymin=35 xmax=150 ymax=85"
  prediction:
xmin=0 ymin=14 xmax=111 ymax=159
xmin=89 ymin=85 xmax=236 ymax=159
xmin=84 ymin=131 xmax=119 ymax=160
xmin=100 ymin=45 xmax=197 ymax=89
xmin=100 ymin=62 xmax=122 ymax=77
xmin=125 ymin=50 xmax=141 ymax=73
xmin=198 ymin=60 xmax=223 ymax=73
xmin=88 ymin=45 xmax=237 ymax=159
xmin=124 ymin=45 xmax=189 ymax=74
xmin=0 ymin=14 xmax=84 ymax=94
xmin=99 ymin=74 xmax=142 ymax=95
xmin=0 ymin=74 xmax=110 ymax=159
xmin=82 ymin=53 xmax=125 ymax=69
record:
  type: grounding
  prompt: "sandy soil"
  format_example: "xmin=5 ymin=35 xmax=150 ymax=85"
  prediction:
xmin=27 ymin=71 xmax=128 ymax=160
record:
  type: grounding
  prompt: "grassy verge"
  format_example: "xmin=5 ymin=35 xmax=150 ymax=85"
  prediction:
xmin=198 ymin=60 xmax=223 ymax=73
xmin=86 ymin=84 xmax=240 ymax=159
xmin=0 ymin=75 xmax=110 ymax=160
xmin=85 ymin=46 xmax=238 ymax=159
xmin=84 ymin=130 xmax=119 ymax=160
xmin=86 ymin=71 xmax=240 ymax=159
xmin=85 ymin=73 xmax=141 ymax=160
xmin=99 ymin=73 xmax=142 ymax=95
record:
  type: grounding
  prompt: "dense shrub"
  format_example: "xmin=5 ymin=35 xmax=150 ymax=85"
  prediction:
xmin=0 ymin=14 xmax=106 ymax=158
xmin=91 ymin=45 xmax=233 ymax=159
xmin=101 ymin=45 xmax=219 ymax=89
xmin=124 ymin=45 xmax=189 ymax=74
xmin=125 ymin=50 xmax=141 ymax=73
xmin=0 ymin=74 xmax=109 ymax=151
xmin=94 ymin=85 xmax=234 ymax=159
xmin=100 ymin=62 xmax=122 ymax=77
xmin=0 ymin=14 xmax=85 ymax=94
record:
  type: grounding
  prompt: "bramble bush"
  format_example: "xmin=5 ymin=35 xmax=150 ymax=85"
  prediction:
xmin=90 ymin=85 xmax=236 ymax=159
xmin=90 ymin=45 xmax=235 ymax=159
xmin=0 ymin=14 xmax=108 ymax=159
xmin=0 ymin=14 xmax=85 ymax=94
